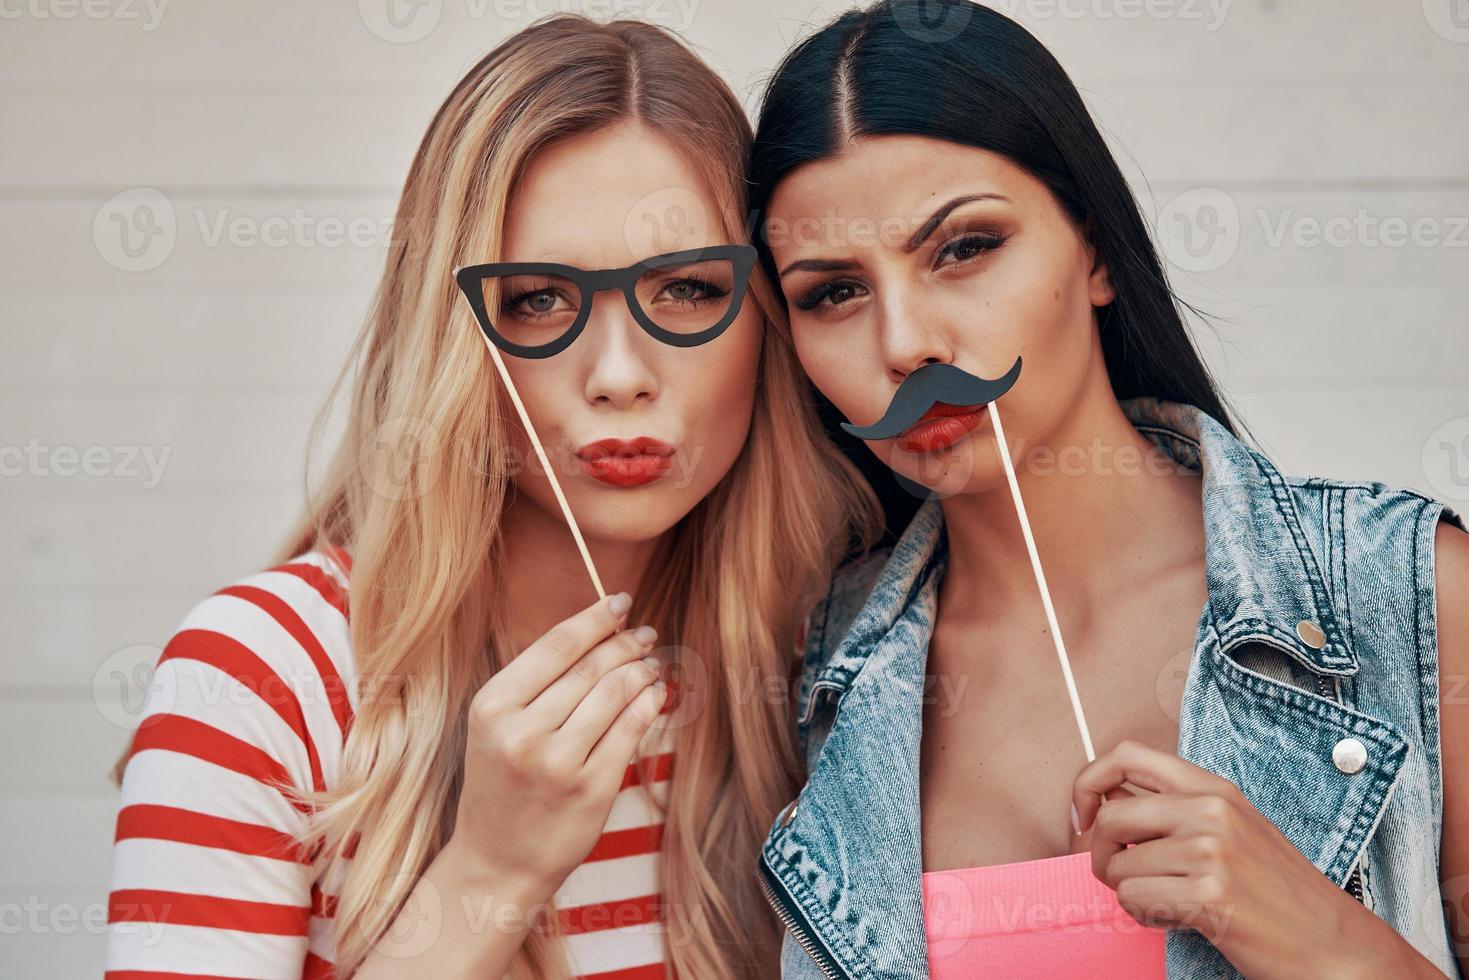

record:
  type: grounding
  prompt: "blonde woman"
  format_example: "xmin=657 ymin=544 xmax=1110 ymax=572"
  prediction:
xmin=104 ymin=15 xmax=877 ymax=980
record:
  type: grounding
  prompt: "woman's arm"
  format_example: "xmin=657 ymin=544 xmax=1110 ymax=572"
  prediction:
xmin=108 ymin=586 xmax=664 ymax=978
xmin=1433 ymin=516 xmax=1469 ymax=978
xmin=1067 ymin=513 xmax=1469 ymax=980
xmin=105 ymin=603 xmax=327 ymax=975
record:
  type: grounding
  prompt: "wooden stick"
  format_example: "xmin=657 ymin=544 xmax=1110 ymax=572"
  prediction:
xmin=476 ymin=332 xmax=607 ymax=599
xmin=987 ymin=401 xmax=1095 ymax=762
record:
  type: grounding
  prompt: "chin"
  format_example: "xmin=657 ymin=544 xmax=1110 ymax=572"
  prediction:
xmin=887 ymin=441 xmax=1006 ymax=499
xmin=568 ymin=490 xmax=694 ymax=544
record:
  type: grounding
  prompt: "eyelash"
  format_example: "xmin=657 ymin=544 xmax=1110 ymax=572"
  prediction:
xmin=936 ymin=230 xmax=1006 ymax=265
xmin=793 ymin=279 xmax=860 ymax=312
xmin=503 ymin=283 xmax=569 ymax=317
xmin=791 ymin=231 xmax=1007 ymax=313
xmin=501 ymin=277 xmax=727 ymax=319
xmin=654 ymin=277 xmax=728 ymax=306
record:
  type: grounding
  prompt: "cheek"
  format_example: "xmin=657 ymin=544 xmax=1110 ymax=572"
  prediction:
xmin=684 ymin=317 xmax=762 ymax=447
xmin=495 ymin=363 xmax=558 ymax=492
xmin=935 ymin=244 xmax=1093 ymax=369
xmin=499 ymin=358 xmax=564 ymax=419
xmin=791 ymin=324 xmax=876 ymax=423
xmin=1003 ymin=227 xmax=1096 ymax=334
xmin=1001 ymin=252 xmax=1096 ymax=390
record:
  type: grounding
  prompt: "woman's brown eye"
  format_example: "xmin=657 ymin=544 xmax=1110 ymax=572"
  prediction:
xmin=794 ymin=279 xmax=864 ymax=312
xmin=937 ymin=232 xmax=1006 ymax=266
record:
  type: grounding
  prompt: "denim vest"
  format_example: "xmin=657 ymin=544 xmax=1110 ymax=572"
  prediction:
xmin=759 ymin=396 xmax=1465 ymax=979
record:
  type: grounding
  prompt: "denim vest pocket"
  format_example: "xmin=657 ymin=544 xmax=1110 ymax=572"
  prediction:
xmin=1166 ymin=634 xmax=1411 ymax=978
xmin=1211 ymin=639 xmax=1407 ymax=876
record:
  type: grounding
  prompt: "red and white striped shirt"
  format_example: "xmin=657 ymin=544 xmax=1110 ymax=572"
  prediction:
xmin=106 ymin=548 xmax=674 ymax=979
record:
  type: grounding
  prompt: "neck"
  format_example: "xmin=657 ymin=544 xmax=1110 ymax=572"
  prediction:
xmin=498 ymin=494 xmax=665 ymax=653
xmin=938 ymin=374 xmax=1201 ymax=627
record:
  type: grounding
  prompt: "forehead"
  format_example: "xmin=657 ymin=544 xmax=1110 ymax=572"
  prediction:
xmin=765 ymin=135 xmax=1035 ymax=250
xmin=502 ymin=121 xmax=727 ymax=267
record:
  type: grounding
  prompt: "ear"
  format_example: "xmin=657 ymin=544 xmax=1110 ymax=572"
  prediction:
xmin=1081 ymin=215 xmax=1116 ymax=308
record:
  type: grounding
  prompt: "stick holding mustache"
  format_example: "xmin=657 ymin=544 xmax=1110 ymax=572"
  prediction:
xmin=840 ymin=353 xmax=1096 ymax=763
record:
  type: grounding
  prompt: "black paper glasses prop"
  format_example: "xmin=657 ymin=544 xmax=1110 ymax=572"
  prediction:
xmin=449 ymin=244 xmax=757 ymax=599
xmin=454 ymin=244 xmax=757 ymax=359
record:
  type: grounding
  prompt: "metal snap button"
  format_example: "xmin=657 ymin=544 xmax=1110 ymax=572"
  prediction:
xmin=781 ymin=800 xmax=799 ymax=826
xmin=1297 ymin=620 xmax=1326 ymax=650
xmin=1332 ymin=737 xmax=1367 ymax=775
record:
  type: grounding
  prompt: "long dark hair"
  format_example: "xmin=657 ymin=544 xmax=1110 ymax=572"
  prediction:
xmin=749 ymin=0 xmax=1244 ymax=533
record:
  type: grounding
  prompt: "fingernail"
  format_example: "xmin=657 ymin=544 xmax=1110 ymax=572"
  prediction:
xmin=641 ymin=655 xmax=661 ymax=671
xmin=1070 ymin=802 xmax=1082 ymax=836
xmin=608 ymin=592 xmax=632 ymax=617
xmin=633 ymin=625 xmax=658 ymax=647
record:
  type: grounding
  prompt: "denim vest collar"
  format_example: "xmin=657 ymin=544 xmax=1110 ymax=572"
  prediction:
xmin=807 ymin=396 xmax=1357 ymax=706
xmin=765 ymin=396 xmax=1407 ymax=979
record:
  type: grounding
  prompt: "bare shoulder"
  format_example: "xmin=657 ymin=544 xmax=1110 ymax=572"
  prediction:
xmin=1436 ymin=517 xmax=1469 ymax=669
xmin=1435 ymin=516 xmax=1469 ymax=979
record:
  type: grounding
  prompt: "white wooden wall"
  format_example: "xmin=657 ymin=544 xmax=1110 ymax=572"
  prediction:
xmin=1 ymin=2 xmax=1465 ymax=974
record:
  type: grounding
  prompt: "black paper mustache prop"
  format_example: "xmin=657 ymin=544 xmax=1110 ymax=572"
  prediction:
xmin=840 ymin=354 xmax=1023 ymax=440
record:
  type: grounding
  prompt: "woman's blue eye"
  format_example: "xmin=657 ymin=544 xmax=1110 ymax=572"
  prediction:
xmin=519 ymin=291 xmax=556 ymax=312
xmin=659 ymin=278 xmax=728 ymax=304
xmin=503 ymin=286 xmax=572 ymax=319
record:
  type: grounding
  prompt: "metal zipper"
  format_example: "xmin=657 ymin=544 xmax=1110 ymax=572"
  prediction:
xmin=1312 ymin=670 xmax=1366 ymax=904
xmin=757 ymin=856 xmax=850 ymax=980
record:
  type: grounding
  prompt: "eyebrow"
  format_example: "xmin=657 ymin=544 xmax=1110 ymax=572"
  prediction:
xmin=904 ymin=193 xmax=1008 ymax=250
xmin=776 ymin=193 xmax=1009 ymax=279
xmin=776 ymin=257 xmax=861 ymax=278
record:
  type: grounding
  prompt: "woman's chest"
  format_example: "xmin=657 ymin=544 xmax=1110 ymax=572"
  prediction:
xmin=917 ymin=595 xmax=1197 ymax=871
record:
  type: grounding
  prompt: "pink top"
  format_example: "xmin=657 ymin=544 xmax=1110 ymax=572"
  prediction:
xmin=923 ymin=849 xmax=1166 ymax=979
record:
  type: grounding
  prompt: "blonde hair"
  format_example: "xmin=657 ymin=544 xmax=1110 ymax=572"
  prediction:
xmin=271 ymin=15 xmax=878 ymax=979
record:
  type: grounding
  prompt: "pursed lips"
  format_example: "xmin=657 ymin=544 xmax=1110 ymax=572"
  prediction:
xmin=574 ymin=436 xmax=677 ymax=487
xmin=894 ymin=402 xmax=989 ymax=454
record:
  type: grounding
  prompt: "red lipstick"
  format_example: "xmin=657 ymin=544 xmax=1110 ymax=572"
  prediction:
xmin=576 ymin=437 xmax=675 ymax=488
xmin=895 ymin=402 xmax=988 ymax=455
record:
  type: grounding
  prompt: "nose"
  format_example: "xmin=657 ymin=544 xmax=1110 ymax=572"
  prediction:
xmin=580 ymin=291 xmax=659 ymax=410
xmin=876 ymin=289 xmax=953 ymax=385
